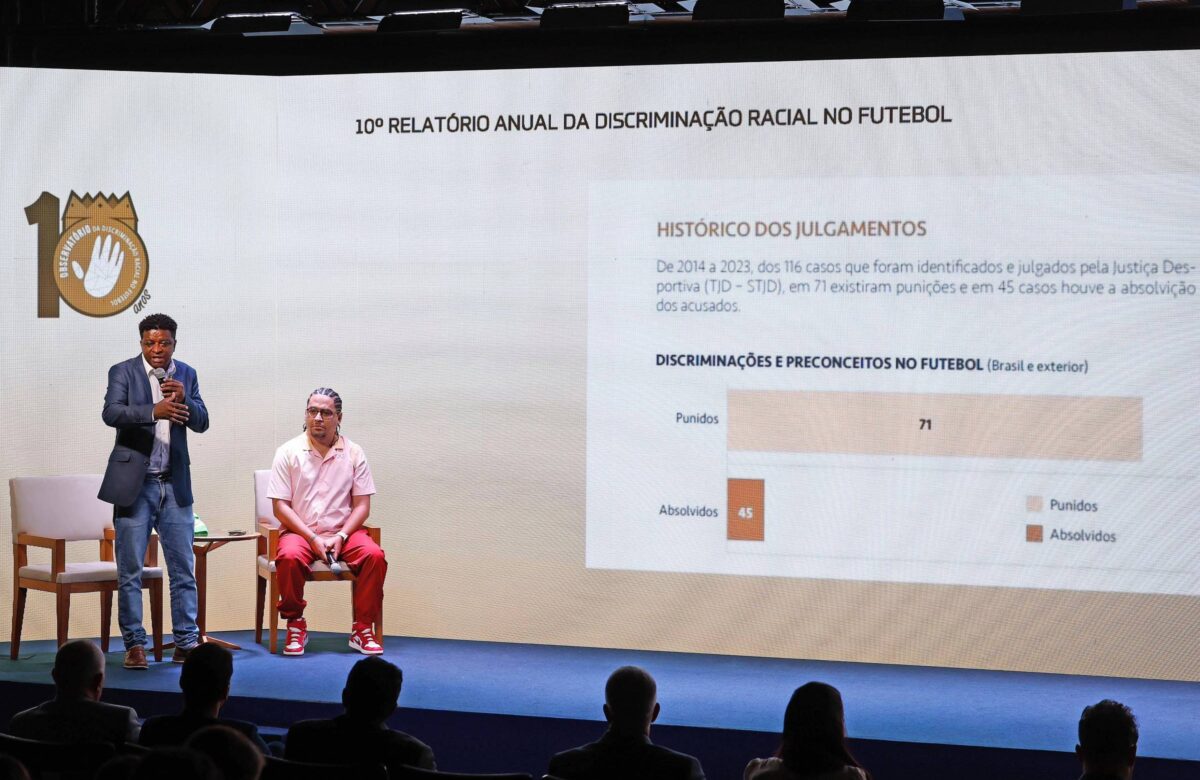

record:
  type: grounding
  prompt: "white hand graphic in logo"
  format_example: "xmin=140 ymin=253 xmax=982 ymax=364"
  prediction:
xmin=71 ymin=234 xmax=125 ymax=298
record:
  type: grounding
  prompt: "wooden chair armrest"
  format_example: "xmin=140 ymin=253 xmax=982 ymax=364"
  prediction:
xmin=101 ymin=527 xmax=116 ymax=562
xmin=365 ymin=525 xmax=381 ymax=545
xmin=15 ymin=534 xmax=67 ymax=577
xmin=258 ymin=521 xmax=281 ymax=559
xmin=102 ymin=527 xmax=156 ymax=566
xmin=16 ymin=533 xmax=60 ymax=550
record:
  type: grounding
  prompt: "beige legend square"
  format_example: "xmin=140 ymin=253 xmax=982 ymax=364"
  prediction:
xmin=1026 ymin=524 xmax=1044 ymax=543
xmin=1026 ymin=495 xmax=1044 ymax=512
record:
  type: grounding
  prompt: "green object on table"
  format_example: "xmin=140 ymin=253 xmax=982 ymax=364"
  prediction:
xmin=194 ymin=513 xmax=208 ymax=537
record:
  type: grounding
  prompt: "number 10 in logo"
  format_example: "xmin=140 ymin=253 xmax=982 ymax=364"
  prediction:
xmin=26 ymin=191 xmax=150 ymax=318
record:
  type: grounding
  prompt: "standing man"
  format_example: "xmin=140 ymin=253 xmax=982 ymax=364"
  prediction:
xmin=100 ymin=313 xmax=209 ymax=669
xmin=268 ymin=388 xmax=386 ymax=656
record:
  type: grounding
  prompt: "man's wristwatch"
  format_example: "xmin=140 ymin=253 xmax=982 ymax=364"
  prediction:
xmin=337 ymin=531 xmax=349 ymax=543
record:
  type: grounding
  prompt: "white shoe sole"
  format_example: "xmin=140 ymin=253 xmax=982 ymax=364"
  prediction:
xmin=349 ymin=638 xmax=384 ymax=655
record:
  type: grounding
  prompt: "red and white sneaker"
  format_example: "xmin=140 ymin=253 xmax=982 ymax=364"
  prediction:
xmin=283 ymin=618 xmax=308 ymax=656
xmin=349 ymin=624 xmax=383 ymax=655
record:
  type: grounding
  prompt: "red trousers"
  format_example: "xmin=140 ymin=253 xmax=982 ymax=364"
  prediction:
xmin=275 ymin=529 xmax=386 ymax=625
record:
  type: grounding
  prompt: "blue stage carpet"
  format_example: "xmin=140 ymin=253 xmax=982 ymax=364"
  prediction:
xmin=2 ymin=632 xmax=1198 ymax=776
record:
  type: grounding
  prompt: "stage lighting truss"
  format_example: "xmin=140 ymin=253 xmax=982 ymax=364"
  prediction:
xmin=75 ymin=0 xmax=1189 ymax=32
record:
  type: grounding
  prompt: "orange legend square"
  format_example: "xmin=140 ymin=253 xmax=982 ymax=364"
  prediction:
xmin=1026 ymin=524 xmax=1044 ymax=543
xmin=727 ymin=479 xmax=765 ymax=541
xmin=1026 ymin=495 xmax=1044 ymax=512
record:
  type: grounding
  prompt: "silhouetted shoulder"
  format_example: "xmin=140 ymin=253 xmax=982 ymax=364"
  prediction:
xmin=549 ymin=735 xmax=703 ymax=780
xmin=141 ymin=713 xmax=269 ymax=753
xmin=9 ymin=699 xmax=139 ymax=745
xmin=286 ymin=717 xmax=434 ymax=772
xmin=745 ymin=757 xmax=867 ymax=780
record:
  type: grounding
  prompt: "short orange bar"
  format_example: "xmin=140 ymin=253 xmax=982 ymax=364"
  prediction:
xmin=728 ymin=390 xmax=1142 ymax=462
xmin=728 ymin=478 xmax=765 ymax=541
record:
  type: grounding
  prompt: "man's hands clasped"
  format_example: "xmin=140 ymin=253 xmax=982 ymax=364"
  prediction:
xmin=153 ymin=379 xmax=190 ymax=424
xmin=307 ymin=534 xmax=345 ymax=562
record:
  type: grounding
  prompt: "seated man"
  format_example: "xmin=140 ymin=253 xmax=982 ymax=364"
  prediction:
xmin=188 ymin=726 xmax=266 ymax=780
xmin=268 ymin=387 xmax=386 ymax=656
xmin=549 ymin=666 xmax=705 ymax=780
xmin=1076 ymin=699 xmax=1138 ymax=780
xmin=285 ymin=657 xmax=435 ymax=773
xmin=139 ymin=643 xmax=270 ymax=753
xmin=8 ymin=639 xmax=140 ymax=745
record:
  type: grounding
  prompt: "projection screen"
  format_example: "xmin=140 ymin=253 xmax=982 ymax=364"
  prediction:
xmin=1 ymin=48 xmax=1198 ymax=681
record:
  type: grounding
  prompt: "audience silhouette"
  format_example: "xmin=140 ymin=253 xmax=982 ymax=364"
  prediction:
xmin=548 ymin=665 xmax=705 ymax=780
xmin=188 ymin=725 xmax=266 ymax=780
xmin=139 ymin=643 xmax=270 ymax=753
xmin=94 ymin=754 xmax=142 ymax=780
xmin=744 ymin=681 xmax=870 ymax=780
xmin=285 ymin=656 xmax=435 ymax=773
xmin=7 ymin=640 xmax=140 ymax=745
xmin=131 ymin=747 xmax=219 ymax=780
xmin=0 ymin=641 xmax=1165 ymax=780
xmin=0 ymin=755 xmax=30 ymax=780
xmin=1076 ymin=699 xmax=1138 ymax=780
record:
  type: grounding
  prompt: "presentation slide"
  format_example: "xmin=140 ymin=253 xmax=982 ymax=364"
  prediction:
xmin=2 ymin=49 xmax=1198 ymax=681
xmin=587 ymin=175 xmax=1197 ymax=596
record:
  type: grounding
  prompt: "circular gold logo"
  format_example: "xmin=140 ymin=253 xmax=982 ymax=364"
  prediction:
xmin=53 ymin=217 xmax=147 ymax=317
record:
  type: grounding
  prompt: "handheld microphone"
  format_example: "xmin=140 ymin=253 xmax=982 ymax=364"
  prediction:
xmin=326 ymin=550 xmax=346 ymax=575
xmin=150 ymin=367 xmax=166 ymax=384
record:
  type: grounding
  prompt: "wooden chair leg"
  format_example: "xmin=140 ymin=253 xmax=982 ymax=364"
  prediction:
xmin=10 ymin=585 xmax=26 ymax=660
xmin=100 ymin=589 xmax=113 ymax=653
xmin=268 ymin=574 xmax=279 ymax=654
xmin=255 ymin=574 xmax=266 ymax=645
xmin=55 ymin=589 xmax=70 ymax=648
xmin=376 ymin=595 xmax=383 ymax=644
xmin=149 ymin=580 xmax=163 ymax=662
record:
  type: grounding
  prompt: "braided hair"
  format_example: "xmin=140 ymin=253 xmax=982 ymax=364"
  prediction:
xmin=302 ymin=387 xmax=343 ymax=433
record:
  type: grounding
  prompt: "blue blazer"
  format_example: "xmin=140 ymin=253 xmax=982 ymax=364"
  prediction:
xmin=99 ymin=356 xmax=209 ymax=508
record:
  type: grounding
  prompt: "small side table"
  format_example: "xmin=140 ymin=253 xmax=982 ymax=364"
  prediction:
xmin=165 ymin=532 xmax=261 ymax=651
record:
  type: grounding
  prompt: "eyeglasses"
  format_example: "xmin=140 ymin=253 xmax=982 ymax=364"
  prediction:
xmin=305 ymin=408 xmax=339 ymax=419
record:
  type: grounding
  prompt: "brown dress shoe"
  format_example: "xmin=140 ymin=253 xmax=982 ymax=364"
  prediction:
xmin=171 ymin=644 xmax=195 ymax=664
xmin=123 ymin=645 xmax=149 ymax=670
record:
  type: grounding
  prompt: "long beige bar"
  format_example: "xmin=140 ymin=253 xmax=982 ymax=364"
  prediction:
xmin=727 ymin=390 xmax=1142 ymax=462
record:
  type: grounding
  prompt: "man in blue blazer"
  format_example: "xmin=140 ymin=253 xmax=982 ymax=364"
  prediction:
xmin=100 ymin=313 xmax=209 ymax=669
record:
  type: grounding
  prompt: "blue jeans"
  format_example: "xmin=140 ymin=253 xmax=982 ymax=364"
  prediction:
xmin=114 ymin=475 xmax=199 ymax=650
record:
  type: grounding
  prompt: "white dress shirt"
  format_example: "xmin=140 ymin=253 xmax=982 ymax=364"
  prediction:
xmin=140 ymin=355 xmax=175 ymax=474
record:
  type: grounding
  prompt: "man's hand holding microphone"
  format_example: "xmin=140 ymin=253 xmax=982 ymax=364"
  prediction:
xmin=151 ymin=368 xmax=189 ymax=424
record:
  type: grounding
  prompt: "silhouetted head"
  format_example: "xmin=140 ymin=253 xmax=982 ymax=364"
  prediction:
xmin=778 ymin=682 xmax=867 ymax=777
xmin=604 ymin=666 xmax=659 ymax=736
xmin=51 ymin=640 xmax=106 ymax=701
xmin=94 ymin=755 xmax=141 ymax=780
xmin=342 ymin=657 xmax=403 ymax=724
xmin=132 ymin=747 xmax=218 ymax=780
xmin=1077 ymin=700 xmax=1138 ymax=779
xmin=0 ymin=754 xmax=31 ymax=780
xmin=188 ymin=725 xmax=265 ymax=780
xmin=179 ymin=643 xmax=233 ymax=710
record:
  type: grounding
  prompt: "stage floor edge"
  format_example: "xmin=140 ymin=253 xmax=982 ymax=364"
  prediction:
xmin=1 ymin=631 xmax=1197 ymax=762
